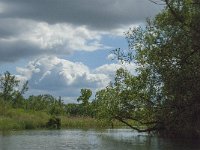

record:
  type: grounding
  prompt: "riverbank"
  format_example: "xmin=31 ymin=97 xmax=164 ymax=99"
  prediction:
xmin=0 ymin=108 xmax=122 ymax=130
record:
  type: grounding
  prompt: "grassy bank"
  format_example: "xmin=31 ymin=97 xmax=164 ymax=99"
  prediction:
xmin=0 ymin=108 xmax=49 ymax=130
xmin=0 ymin=106 xmax=122 ymax=130
xmin=61 ymin=116 xmax=123 ymax=129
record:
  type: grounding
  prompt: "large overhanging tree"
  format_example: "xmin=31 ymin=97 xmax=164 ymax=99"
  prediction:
xmin=96 ymin=0 xmax=200 ymax=138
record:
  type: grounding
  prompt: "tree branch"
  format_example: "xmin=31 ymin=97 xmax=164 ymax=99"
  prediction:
xmin=122 ymin=115 xmax=161 ymax=125
xmin=164 ymin=0 xmax=186 ymax=24
xmin=115 ymin=116 xmax=160 ymax=132
xmin=148 ymin=0 xmax=166 ymax=5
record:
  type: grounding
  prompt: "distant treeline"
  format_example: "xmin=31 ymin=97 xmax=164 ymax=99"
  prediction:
xmin=0 ymin=71 xmax=113 ymax=130
xmin=0 ymin=71 xmax=97 ymax=117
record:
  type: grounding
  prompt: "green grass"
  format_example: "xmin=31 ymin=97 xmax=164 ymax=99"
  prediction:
xmin=0 ymin=108 xmax=49 ymax=130
xmin=61 ymin=116 xmax=112 ymax=129
xmin=0 ymin=106 xmax=123 ymax=130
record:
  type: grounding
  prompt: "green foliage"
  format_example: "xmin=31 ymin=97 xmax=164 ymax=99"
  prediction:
xmin=0 ymin=71 xmax=20 ymax=101
xmin=77 ymin=89 xmax=92 ymax=105
xmin=60 ymin=116 xmax=121 ymax=129
xmin=65 ymin=103 xmax=82 ymax=116
xmin=26 ymin=94 xmax=65 ymax=115
xmin=0 ymin=72 xmax=104 ymax=130
xmin=0 ymin=71 xmax=28 ymax=108
xmin=0 ymin=106 xmax=116 ymax=130
xmin=96 ymin=0 xmax=200 ymax=138
xmin=75 ymin=88 xmax=95 ymax=117
xmin=0 ymin=108 xmax=49 ymax=130
xmin=65 ymin=102 xmax=96 ymax=117
xmin=96 ymin=68 xmax=156 ymax=131
xmin=46 ymin=116 xmax=61 ymax=129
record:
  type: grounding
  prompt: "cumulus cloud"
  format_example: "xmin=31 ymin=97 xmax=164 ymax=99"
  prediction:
xmin=16 ymin=56 xmax=137 ymax=102
xmin=0 ymin=0 xmax=163 ymax=63
xmin=107 ymin=54 xmax=116 ymax=60
xmin=95 ymin=61 xmax=137 ymax=77
xmin=0 ymin=0 xmax=163 ymax=30
xmin=0 ymin=0 xmax=161 ymax=102
xmin=0 ymin=19 xmax=109 ymax=63
xmin=16 ymin=56 xmax=109 ymax=97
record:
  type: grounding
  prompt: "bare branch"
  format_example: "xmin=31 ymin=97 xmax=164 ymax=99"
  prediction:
xmin=115 ymin=116 xmax=160 ymax=132
xmin=148 ymin=0 xmax=166 ymax=5
xmin=120 ymin=115 xmax=161 ymax=125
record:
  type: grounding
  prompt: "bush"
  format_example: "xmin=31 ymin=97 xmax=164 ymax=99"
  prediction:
xmin=46 ymin=116 xmax=61 ymax=129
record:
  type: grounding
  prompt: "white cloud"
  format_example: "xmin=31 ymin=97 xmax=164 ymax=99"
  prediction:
xmin=95 ymin=61 xmax=137 ymax=76
xmin=0 ymin=0 xmax=162 ymax=103
xmin=0 ymin=19 xmax=108 ymax=51
xmin=26 ymin=22 xmax=108 ymax=51
xmin=16 ymin=56 xmax=109 ymax=99
xmin=16 ymin=56 xmax=137 ymax=102
xmin=0 ymin=19 xmax=111 ymax=63
xmin=0 ymin=18 xmax=142 ymax=63
xmin=0 ymin=0 xmax=163 ymax=65
xmin=109 ymin=23 xmax=141 ymax=37
xmin=107 ymin=54 xmax=116 ymax=60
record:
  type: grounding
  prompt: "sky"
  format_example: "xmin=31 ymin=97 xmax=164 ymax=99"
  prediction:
xmin=0 ymin=0 xmax=163 ymax=103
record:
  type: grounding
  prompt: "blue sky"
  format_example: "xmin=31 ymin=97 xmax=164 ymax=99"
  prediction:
xmin=0 ymin=0 xmax=163 ymax=103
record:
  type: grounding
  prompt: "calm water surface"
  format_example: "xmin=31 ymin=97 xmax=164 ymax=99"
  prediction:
xmin=0 ymin=129 xmax=199 ymax=150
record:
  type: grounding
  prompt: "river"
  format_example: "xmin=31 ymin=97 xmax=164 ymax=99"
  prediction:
xmin=0 ymin=129 xmax=199 ymax=150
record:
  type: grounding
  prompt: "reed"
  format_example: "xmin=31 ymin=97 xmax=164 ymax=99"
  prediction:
xmin=0 ymin=108 xmax=49 ymax=130
xmin=0 ymin=106 xmax=123 ymax=130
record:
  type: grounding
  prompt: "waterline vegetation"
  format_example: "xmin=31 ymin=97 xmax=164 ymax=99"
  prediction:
xmin=95 ymin=0 xmax=200 ymax=138
xmin=0 ymin=72 xmax=121 ymax=130
xmin=0 ymin=101 xmax=122 ymax=130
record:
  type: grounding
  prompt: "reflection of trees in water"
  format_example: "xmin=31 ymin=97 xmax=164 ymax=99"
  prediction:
xmin=98 ymin=131 xmax=200 ymax=150
xmin=98 ymin=132 xmax=159 ymax=150
xmin=0 ymin=130 xmax=200 ymax=150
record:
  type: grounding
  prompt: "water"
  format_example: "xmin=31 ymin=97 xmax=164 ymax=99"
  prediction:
xmin=0 ymin=129 xmax=199 ymax=150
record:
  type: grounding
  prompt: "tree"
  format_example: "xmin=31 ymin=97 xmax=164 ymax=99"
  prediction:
xmin=98 ymin=0 xmax=200 ymax=137
xmin=77 ymin=89 xmax=92 ymax=106
xmin=0 ymin=71 xmax=28 ymax=107
xmin=76 ymin=88 xmax=94 ymax=116
xmin=26 ymin=94 xmax=65 ymax=115
xmin=96 ymin=68 xmax=160 ymax=132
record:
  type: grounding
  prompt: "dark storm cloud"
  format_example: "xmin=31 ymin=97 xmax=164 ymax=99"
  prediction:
xmin=0 ymin=0 xmax=162 ymax=30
